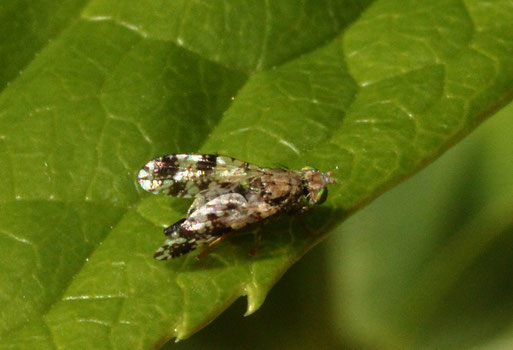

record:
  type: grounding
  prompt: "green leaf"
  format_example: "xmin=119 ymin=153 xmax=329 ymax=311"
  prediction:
xmin=167 ymin=102 xmax=513 ymax=350
xmin=1 ymin=0 xmax=512 ymax=349
xmin=0 ymin=0 xmax=88 ymax=89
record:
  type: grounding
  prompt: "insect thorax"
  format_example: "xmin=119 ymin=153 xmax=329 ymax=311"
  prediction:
xmin=247 ymin=169 xmax=311 ymax=213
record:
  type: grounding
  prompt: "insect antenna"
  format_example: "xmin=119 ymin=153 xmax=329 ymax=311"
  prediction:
xmin=323 ymin=171 xmax=337 ymax=184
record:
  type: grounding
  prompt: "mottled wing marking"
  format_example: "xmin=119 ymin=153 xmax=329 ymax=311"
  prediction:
xmin=186 ymin=182 xmax=245 ymax=216
xmin=154 ymin=193 xmax=286 ymax=260
xmin=154 ymin=233 xmax=213 ymax=260
xmin=154 ymin=193 xmax=249 ymax=260
xmin=230 ymin=200 xmax=281 ymax=230
xmin=138 ymin=154 xmax=262 ymax=198
xmin=185 ymin=192 xmax=249 ymax=233
xmin=138 ymin=153 xmax=336 ymax=260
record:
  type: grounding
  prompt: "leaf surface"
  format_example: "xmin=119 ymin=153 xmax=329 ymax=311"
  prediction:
xmin=0 ymin=0 xmax=512 ymax=348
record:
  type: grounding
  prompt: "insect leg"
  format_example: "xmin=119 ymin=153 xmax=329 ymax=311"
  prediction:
xmin=249 ymin=224 xmax=264 ymax=256
xmin=196 ymin=230 xmax=237 ymax=259
xmin=294 ymin=213 xmax=315 ymax=236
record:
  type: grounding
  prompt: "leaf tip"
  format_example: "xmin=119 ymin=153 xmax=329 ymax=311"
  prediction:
xmin=244 ymin=285 xmax=266 ymax=316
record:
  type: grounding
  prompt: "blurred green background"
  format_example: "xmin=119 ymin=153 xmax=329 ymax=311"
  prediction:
xmin=169 ymin=102 xmax=513 ymax=349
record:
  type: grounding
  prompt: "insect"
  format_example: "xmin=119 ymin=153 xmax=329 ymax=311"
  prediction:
xmin=138 ymin=154 xmax=336 ymax=260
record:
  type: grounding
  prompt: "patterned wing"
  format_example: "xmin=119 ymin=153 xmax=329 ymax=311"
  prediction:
xmin=154 ymin=192 xmax=285 ymax=260
xmin=154 ymin=193 xmax=249 ymax=260
xmin=138 ymin=154 xmax=262 ymax=198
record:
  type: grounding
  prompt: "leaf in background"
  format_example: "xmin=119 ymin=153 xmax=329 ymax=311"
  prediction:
xmin=0 ymin=0 xmax=512 ymax=349
xmin=328 ymin=102 xmax=513 ymax=349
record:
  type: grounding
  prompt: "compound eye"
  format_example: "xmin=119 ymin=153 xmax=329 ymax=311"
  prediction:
xmin=316 ymin=188 xmax=328 ymax=204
